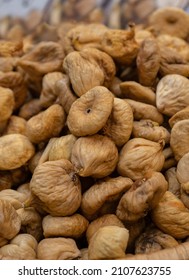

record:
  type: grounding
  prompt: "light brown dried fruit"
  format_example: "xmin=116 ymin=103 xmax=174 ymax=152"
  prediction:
xmin=18 ymin=99 xmax=43 ymax=120
xmin=88 ymin=226 xmax=129 ymax=260
xmin=151 ymin=191 xmax=189 ymax=239
xmin=136 ymin=38 xmax=160 ymax=87
xmin=63 ymin=48 xmax=116 ymax=97
xmin=26 ymin=104 xmax=65 ymax=144
xmin=165 ymin=167 xmax=181 ymax=198
xmin=120 ymin=81 xmax=156 ymax=105
xmin=108 ymin=77 xmax=122 ymax=97
xmin=67 ymin=86 xmax=114 ymax=136
xmin=180 ymin=189 xmax=189 ymax=210
xmin=0 ymin=189 xmax=27 ymax=209
xmin=125 ymin=99 xmax=164 ymax=124
xmin=156 ymin=74 xmax=189 ymax=117
xmin=0 ymin=199 xmax=21 ymax=239
xmin=148 ymin=7 xmax=189 ymax=39
xmin=0 ymin=233 xmax=37 ymax=260
xmin=3 ymin=115 xmax=27 ymax=136
xmin=170 ymin=119 xmax=189 ymax=161
xmin=169 ymin=106 xmax=189 ymax=128
xmin=176 ymin=152 xmax=189 ymax=194
xmin=42 ymin=214 xmax=89 ymax=239
xmin=135 ymin=226 xmax=179 ymax=254
xmin=81 ymin=176 xmax=133 ymax=220
xmin=0 ymin=134 xmax=35 ymax=170
xmin=0 ymin=86 xmax=15 ymax=123
xmin=117 ymin=138 xmax=165 ymax=180
xmin=0 ymin=237 xmax=8 ymax=247
xmin=37 ymin=238 xmax=81 ymax=260
xmin=71 ymin=135 xmax=118 ymax=178
xmin=29 ymin=159 xmax=81 ymax=216
xmin=116 ymin=172 xmax=168 ymax=222
xmin=0 ymin=171 xmax=12 ymax=191
xmin=132 ymin=120 xmax=170 ymax=144
xmin=102 ymin=98 xmax=133 ymax=147
xmin=0 ymin=40 xmax=23 ymax=57
xmin=86 ymin=214 xmax=125 ymax=243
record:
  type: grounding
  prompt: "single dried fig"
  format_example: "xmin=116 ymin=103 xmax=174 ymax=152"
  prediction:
xmin=0 ymin=86 xmax=15 ymax=123
xmin=37 ymin=238 xmax=81 ymax=260
xmin=67 ymin=86 xmax=114 ymax=136
xmin=0 ymin=134 xmax=35 ymax=170
xmin=71 ymin=135 xmax=118 ymax=178
xmin=3 ymin=115 xmax=27 ymax=136
xmin=29 ymin=159 xmax=81 ymax=216
xmin=42 ymin=214 xmax=89 ymax=238
xmin=116 ymin=172 xmax=168 ymax=222
xmin=117 ymin=138 xmax=165 ymax=180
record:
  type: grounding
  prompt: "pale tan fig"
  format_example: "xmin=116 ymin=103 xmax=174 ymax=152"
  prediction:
xmin=88 ymin=226 xmax=129 ymax=260
xmin=117 ymin=138 xmax=165 ymax=180
xmin=26 ymin=104 xmax=65 ymax=144
xmin=48 ymin=135 xmax=77 ymax=161
xmin=0 ymin=199 xmax=21 ymax=239
xmin=135 ymin=226 xmax=179 ymax=254
xmin=170 ymin=119 xmax=189 ymax=161
xmin=0 ymin=233 xmax=37 ymax=260
xmin=165 ymin=167 xmax=181 ymax=198
xmin=42 ymin=214 xmax=89 ymax=238
xmin=0 ymin=189 xmax=27 ymax=209
xmin=71 ymin=135 xmax=118 ymax=178
xmin=0 ymin=134 xmax=35 ymax=170
xmin=86 ymin=214 xmax=125 ymax=243
xmin=16 ymin=207 xmax=43 ymax=241
xmin=169 ymin=106 xmax=189 ymax=128
xmin=102 ymin=98 xmax=133 ymax=147
xmin=3 ymin=115 xmax=27 ymax=136
xmin=132 ymin=120 xmax=170 ymax=144
xmin=67 ymin=86 xmax=114 ymax=136
xmin=151 ymin=191 xmax=189 ymax=239
xmin=18 ymin=99 xmax=43 ymax=120
xmin=116 ymin=172 xmax=168 ymax=222
xmin=120 ymin=81 xmax=156 ymax=105
xmin=40 ymin=72 xmax=64 ymax=108
xmin=156 ymin=74 xmax=189 ymax=116
xmin=136 ymin=38 xmax=160 ymax=87
xmin=0 ymin=86 xmax=15 ymax=123
xmin=55 ymin=75 xmax=77 ymax=114
xmin=81 ymin=176 xmax=133 ymax=220
xmin=37 ymin=238 xmax=81 ymax=260
xmin=125 ymin=99 xmax=164 ymax=124
xmin=148 ymin=7 xmax=189 ymax=39
xmin=63 ymin=48 xmax=116 ymax=97
xmin=29 ymin=159 xmax=81 ymax=216
xmin=176 ymin=152 xmax=189 ymax=194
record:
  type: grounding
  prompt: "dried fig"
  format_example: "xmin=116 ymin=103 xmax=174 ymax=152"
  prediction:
xmin=169 ymin=105 xmax=189 ymax=128
xmin=0 ymin=189 xmax=27 ymax=209
xmin=165 ymin=167 xmax=181 ymax=198
xmin=3 ymin=115 xmax=27 ymax=136
xmin=176 ymin=152 xmax=189 ymax=194
xmin=0 ymin=86 xmax=15 ymax=123
xmin=18 ymin=99 xmax=43 ymax=120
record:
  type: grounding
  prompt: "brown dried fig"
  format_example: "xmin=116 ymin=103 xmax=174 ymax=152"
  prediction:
xmin=0 ymin=134 xmax=35 ymax=170
xmin=42 ymin=214 xmax=89 ymax=238
xmin=116 ymin=172 xmax=168 ymax=222
xmin=151 ymin=191 xmax=189 ymax=239
xmin=81 ymin=176 xmax=133 ymax=220
xmin=102 ymin=98 xmax=133 ymax=147
xmin=0 ymin=199 xmax=21 ymax=239
xmin=170 ymin=119 xmax=189 ymax=161
xmin=71 ymin=135 xmax=118 ymax=178
xmin=88 ymin=226 xmax=129 ymax=260
xmin=156 ymin=74 xmax=189 ymax=117
xmin=0 ymin=86 xmax=15 ymax=124
xmin=165 ymin=167 xmax=181 ymax=198
xmin=176 ymin=152 xmax=189 ymax=194
xmin=3 ymin=115 xmax=27 ymax=136
xmin=67 ymin=86 xmax=114 ymax=136
xmin=18 ymin=99 xmax=43 ymax=120
xmin=63 ymin=48 xmax=116 ymax=97
xmin=169 ymin=106 xmax=189 ymax=128
xmin=0 ymin=189 xmax=27 ymax=209
xmin=0 ymin=171 xmax=13 ymax=190
xmin=117 ymin=138 xmax=165 ymax=180
xmin=29 ymin=159 xmax=81 ymax=216
xmin=26 ymin=104 xmax=65 ymax=144
xmin=37 ymin=238 xmax=81 ymax=260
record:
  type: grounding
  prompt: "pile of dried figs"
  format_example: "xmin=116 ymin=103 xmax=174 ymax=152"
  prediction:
xmin=1 ymin=5 xmax=189 ymax=260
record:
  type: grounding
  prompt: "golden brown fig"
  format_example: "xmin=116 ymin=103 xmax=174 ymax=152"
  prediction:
xmin=67 ymin=86 xmax=114 ymax=136
xmin=42 ymin=214 xmax=89 ymax=238
xmin=71 ymin=135 xmax=118 ymax=178
xmin=37 ymin=238 xmax=81 ymax=260
xmin=117 ymin=138 xmax=165 ymax=180
xmin=18 ymin=99 xmax=43 ymax=120
xmin=88 ymin=226 xmax=129 ymax=260
xmin=102 ymin=98 xmax=133 ymax=147
xmin=3 ymin=115 xmax=27 ymax=136
xmin=0 ymin=189 xmax=27 ymax=209
xmin=169 ymin=106 xmax=189 ymax=128
xmin=0 ymin=86 xmax=15 ymax=123
xmin=0 ymin=134 xmax=35 ymax=170
xmin=29 ymin=159 xmax=82 ymax=216
xmin=116 ymin=172 xmax=168 ymax=222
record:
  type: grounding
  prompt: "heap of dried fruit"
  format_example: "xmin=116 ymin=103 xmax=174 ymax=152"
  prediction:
xmin=1 ymin=5 xmax=189 ymax=260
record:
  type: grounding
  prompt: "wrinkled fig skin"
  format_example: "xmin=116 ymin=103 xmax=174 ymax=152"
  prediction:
xmin=29 ymin=159 xmax=82 ymax=216
xmin=71 ymin=135 xmax=118 ymax=178
xmin=176 ymin=152 xmax=189 ymax=194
